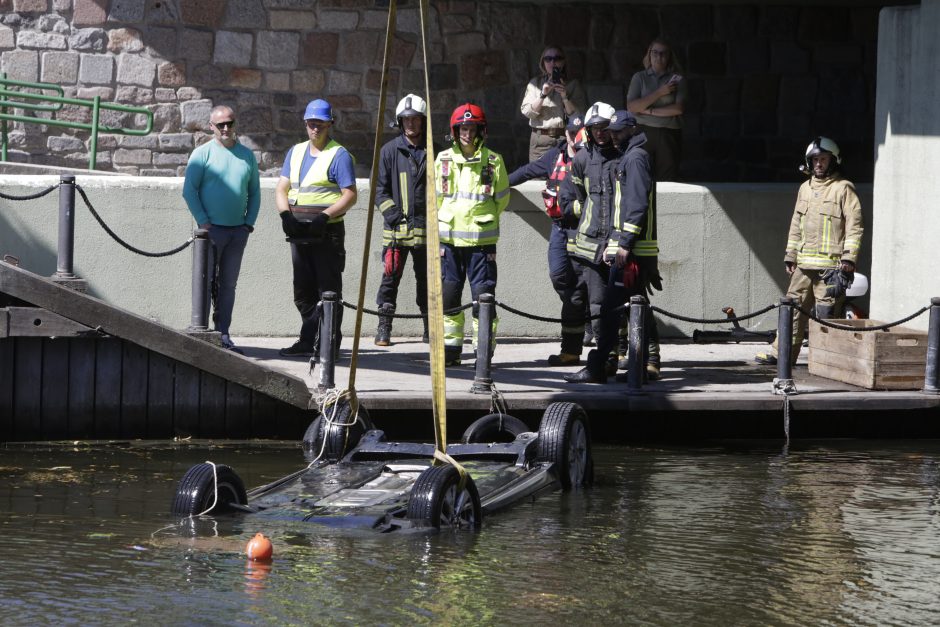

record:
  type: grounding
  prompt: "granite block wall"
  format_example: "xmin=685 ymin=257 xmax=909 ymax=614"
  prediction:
xmin=0 ymin=0 xmax=882 ymax=182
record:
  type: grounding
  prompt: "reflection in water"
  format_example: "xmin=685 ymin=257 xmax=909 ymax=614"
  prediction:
xmin=1 ymin=441 xmax=939 ymax=624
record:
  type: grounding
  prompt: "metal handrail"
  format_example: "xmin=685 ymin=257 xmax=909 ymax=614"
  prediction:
xmin=0 ymin=73 xmax=154 ymax=170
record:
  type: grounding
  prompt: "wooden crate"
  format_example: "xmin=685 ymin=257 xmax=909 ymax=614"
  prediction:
xmin=808 ymin=319 xmax=928 ymax=389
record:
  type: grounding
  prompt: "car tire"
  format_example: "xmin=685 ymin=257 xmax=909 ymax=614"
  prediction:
xmin=536 ymin=402 xmax=593 ymax=490
xmin=406 ymin=465 xmax=483 ymax=530
xmin=302 ymin=400 xmax=373 ymax=461
xmin=171 ymin=463 xmax=248 ymax=516
xmin=461 ymin=413 xmax=529 ymax=443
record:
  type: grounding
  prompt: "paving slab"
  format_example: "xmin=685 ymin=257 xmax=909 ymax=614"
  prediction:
xmin=232 ymin=336 xmax=940 ymax=414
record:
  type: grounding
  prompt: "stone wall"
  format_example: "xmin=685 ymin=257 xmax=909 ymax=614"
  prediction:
xmin=1 ymin=0 xmax=882 ymax=181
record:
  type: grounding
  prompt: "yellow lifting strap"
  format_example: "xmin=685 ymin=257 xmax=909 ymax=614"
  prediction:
xmin=339 ymin=0 xmax=462 ymax=476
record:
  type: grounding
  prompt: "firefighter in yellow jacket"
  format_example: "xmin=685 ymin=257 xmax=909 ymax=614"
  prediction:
xmin=436 ymin=103 xmax=510 ymax=366
xmin=756 ymin=136 xmax=864 ymax=366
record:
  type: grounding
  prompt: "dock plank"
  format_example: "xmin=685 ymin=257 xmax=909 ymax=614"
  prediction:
xmin=147 ymin=352 xmax=175 ymax=439
xmin=94 ymin=338 xmax=123 ymax=439
xmin=120 ymin=342 xmax=149 ymax=438
xmin=13 ymin=337 xmax=42 ymax=440
xmin=0 ymin=339 xmax=13 ymax=434
xmin=225 ymin=383 xmax=251 ymax=439
xmin=174 ymin=362 xmax=200 ymax=438
xmin=67 ymin=338 xmax=97 ymax=439
xmin=40 ymin=339 xmax=70 ymax=439
xmin=199 ymin=373 xmax=226 ymax=438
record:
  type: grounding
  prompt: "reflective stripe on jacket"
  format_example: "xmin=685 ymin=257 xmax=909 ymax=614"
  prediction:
xmin=606 ymin=132 xmax=658 ymax=259
xmin=288 ymin=139 xmax=345 ymax=224
xmin=560 ymin=143 xmax=622 ymax=263
xmin=785 ymin=175 xmax=864 ymax=269
xmin=377 ymin=134 xmax=431 ymax=247
xmin=435 ymin=143 xmax=510 ymax=247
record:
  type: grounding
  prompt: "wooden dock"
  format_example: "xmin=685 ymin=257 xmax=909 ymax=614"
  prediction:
xmin=0 ymin=261 xmax=316 ymax=441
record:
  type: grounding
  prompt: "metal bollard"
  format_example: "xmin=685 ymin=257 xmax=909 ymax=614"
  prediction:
xmin=773 ymin=297 xmax=796 ymax=394
xmin=924 ymin=297 xmax=940 ymax=394
xmin=55 ymin=175 xmax=76 ymax=278
xmin=626 ymin=295 xmax=647 ymax=392
xmin=188 ymin=229 xmax=210 ymax=331
xmin=318 ymin=291 xmax=337 ymax=391
xmin=471 ymin=293 xmax=495 ymax=394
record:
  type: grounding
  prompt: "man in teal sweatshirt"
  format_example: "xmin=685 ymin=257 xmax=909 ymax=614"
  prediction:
xmin=182 ymin=105 xmax=261 ymax=352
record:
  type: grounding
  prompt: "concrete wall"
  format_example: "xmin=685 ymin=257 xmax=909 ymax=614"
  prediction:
xmin=0 ymin=174 xmax=872 ymax=338
xmin=872 ymin=1 xmax=940 ymax=330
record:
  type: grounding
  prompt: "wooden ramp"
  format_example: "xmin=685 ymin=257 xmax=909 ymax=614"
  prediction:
xmin=0 ymin=261 xmax=315 ymax=441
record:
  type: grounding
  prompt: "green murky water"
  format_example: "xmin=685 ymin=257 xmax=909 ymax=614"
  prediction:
xmin=1 ymin=440 xmax=939 ymax=625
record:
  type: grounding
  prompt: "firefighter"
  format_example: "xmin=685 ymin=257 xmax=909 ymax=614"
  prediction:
xmin=435 ymin=103 xmax=510 ymax=366
xmin=374 ymin=94 xmax=434 ymax=346
xmin=558 ymin=102 xmax=621 ymax=378
xmin=755 ymin=136 xmax=864 ymax=366
xmin=508 ymin=114 xmax=589 ymax=365
xmin=565 ymin=109 xmax=657 ymax=383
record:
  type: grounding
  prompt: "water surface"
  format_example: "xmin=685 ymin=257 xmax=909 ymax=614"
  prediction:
xmin=1 ymin=440 xmax=939 ymax=625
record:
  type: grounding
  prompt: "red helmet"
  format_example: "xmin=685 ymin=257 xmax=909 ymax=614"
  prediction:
xmin=450 ymin=103 xmax=487 ymax=137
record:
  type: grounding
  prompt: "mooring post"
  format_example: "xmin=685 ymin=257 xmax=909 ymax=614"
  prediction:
xmin=55 ymin=175 xmax=76 ymax=278
xmin=773 ymin=297 xmax=796 ymax=394
xmin=318 ymin=291 xmax=337 ymax=391
xmin=923 ymin=297 xmax=940 ymax=394
xmin=626 ymin=295 xmax=647 ymax=392
xmin=188 ymin=228 xmax=210 ymax=331
xmin=471 ymin=293 xmax=495 ymax=394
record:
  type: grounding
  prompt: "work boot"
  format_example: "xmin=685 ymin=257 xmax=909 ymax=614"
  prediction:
xmin=374 ymin=304 xmax=394 ymax=346
xmin=646 ymin=362 xmax=661 ymax=381
xmin=582 ymin=322 xmax=595 ymax=347
xmin=422 ymin=316 xmax=429 ymax=343
xmin=279 ymin=340 xmax=316 ymax=357
xmin=444 ymin=346 xmax=462 ymax=367
xmin=548 ymin=352 xmax=580 ymax=366
xmin=564 ymin=350 xmax=608 ymax=383
xmin=754 ymin=352 xmax=777 ymax=366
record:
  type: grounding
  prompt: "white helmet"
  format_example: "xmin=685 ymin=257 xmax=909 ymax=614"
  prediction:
xmin=396 ymin=94 xmax=427 ymax=120
xmin=584 ymin=101 xmax=615 ymax=127
xmin=803 ymin=136 xmax=841 ymax=175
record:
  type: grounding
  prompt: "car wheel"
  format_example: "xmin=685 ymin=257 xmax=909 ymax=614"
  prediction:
xmin=302 ymin=400 xmax=374 ymax=461
xmin=171 ymin=463 xmax=248 ymax=516
xmin=536 ymin=402 xmax=593 ymax=490
xmin=406 ymin=465 xmax=482 ymax=530
xmin=461 ymin=413 xmax=530 ymax=443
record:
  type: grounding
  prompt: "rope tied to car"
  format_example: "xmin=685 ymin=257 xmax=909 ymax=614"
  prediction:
xmin=75 ymin=184 xmax=194 ymax=257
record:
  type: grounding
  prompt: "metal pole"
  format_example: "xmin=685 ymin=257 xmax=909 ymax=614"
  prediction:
xmin=189 ymin=228 xmax=210 ymax=331
xmin=471 ymin=293 xmax=495 ymax=394
xmin=318 ymin=292 xmax=337 ymax=391
xmin=626 ymin=295 xmax=646 ymax=392
xmin=924 ymin=297 xmax=940 ymax=394
xmin=55 ymin=175 xmax=76 ymax=278
xmin=773 ymin=297 xmax=797 ymax=395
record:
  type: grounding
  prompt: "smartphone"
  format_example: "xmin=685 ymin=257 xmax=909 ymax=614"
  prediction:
xmin=668 ymin=74 xmax=682 ymax=85
xmin=551 ymin=67 xmax=562 ymax=83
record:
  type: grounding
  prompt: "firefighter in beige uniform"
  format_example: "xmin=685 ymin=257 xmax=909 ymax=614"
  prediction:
xmin=756 ymin=137 xmax=864 ymax=366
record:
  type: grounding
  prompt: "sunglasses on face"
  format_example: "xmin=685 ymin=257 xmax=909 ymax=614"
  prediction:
xmin=212 ymin=120 xmax=235 ymax=130
xmin=543 ymin=55 xmax=565 ymax=62
xmin=306 ymin=120 xmax=329 ymax=129
xmin=650 ymin=49 xmax=669 ymax=57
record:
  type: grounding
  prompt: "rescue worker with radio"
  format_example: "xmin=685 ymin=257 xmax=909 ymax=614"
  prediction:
xmin=755 ymin=136 xmax=864 ymax=366
xmin=275 ymin=99 xmax=358 ymax=358
xmin=373 ymin=94 xmax=434 ymax=346
xmin=564 ymin=110 xmax=657 ymax=384
xmin=435 ymin=103 xmax=510 ymax=367
xmin=508 ymin=114 xmax=589 ymax=366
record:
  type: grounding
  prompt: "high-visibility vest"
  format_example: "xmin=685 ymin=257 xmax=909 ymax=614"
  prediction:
xmin=287 ymin=139 xmax=346 ymax=224
xmin=436 ymin=144 xmax=510 ymax=247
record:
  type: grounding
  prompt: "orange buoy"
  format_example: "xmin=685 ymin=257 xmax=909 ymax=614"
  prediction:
xmin=245 ymin=533 xmax=273 ymax=561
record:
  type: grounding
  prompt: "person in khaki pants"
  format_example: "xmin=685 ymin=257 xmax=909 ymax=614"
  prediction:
xmin=755 ymin=137 xmax=864 ymax=366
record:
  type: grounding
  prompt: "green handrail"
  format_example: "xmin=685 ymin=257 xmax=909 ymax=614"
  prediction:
xmin=1 ymin=73 xmax=154 ymax=170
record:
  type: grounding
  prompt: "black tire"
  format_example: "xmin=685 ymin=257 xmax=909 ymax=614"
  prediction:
xmin=536 ymin=402 xmax=593 ymax=490
xmin=406 ymin=465 xmax=483 ymax=530
xmin=461 ymin=413 xmax=530 ymax=443
xmin=171 ymin=463 xmax=248 ymax=516
xmin=302 ymin=400 xmax=373 ymax=461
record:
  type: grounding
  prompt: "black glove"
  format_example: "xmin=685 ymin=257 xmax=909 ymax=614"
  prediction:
xmin=280 ymin=211 xmax=302 ymax=237
xmin=822 ymin=268 xmax=853 ymax=298
xmin=639 ymin=258 xmax=664 ymax=296
xmin=305 ymin=212 xmax=329 ymax=237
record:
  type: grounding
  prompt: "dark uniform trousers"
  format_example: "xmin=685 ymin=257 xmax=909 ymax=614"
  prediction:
xmin=549 ymin=221 xmax=589 ymax=356
xmin=376 ymin=245 xmax=428 ymax=313
xmin=441 ymin=244 xmax=497 ymax=318
xmin=290 ymin=223 xmax=345 ymax=351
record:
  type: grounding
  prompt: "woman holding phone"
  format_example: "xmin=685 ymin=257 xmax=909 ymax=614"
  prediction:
xmin=520 ymin=44 xmax=588 ymax=162
xmin=627 ymin=38 xmax=687 ymax=181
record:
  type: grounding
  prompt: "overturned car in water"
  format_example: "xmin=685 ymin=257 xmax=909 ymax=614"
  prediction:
xmin=171 ymin=401 xmax=593 ymax=531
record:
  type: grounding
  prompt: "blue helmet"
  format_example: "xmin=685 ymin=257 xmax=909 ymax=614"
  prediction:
xmin=303 ymin=99 xmax=333 ymax=122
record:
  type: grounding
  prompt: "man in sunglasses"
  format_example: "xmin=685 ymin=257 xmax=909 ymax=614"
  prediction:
xmin=275 ymin=99 xmax=358 ymax=358
xmin=182 ymin=105 xmax=260 ymax=354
